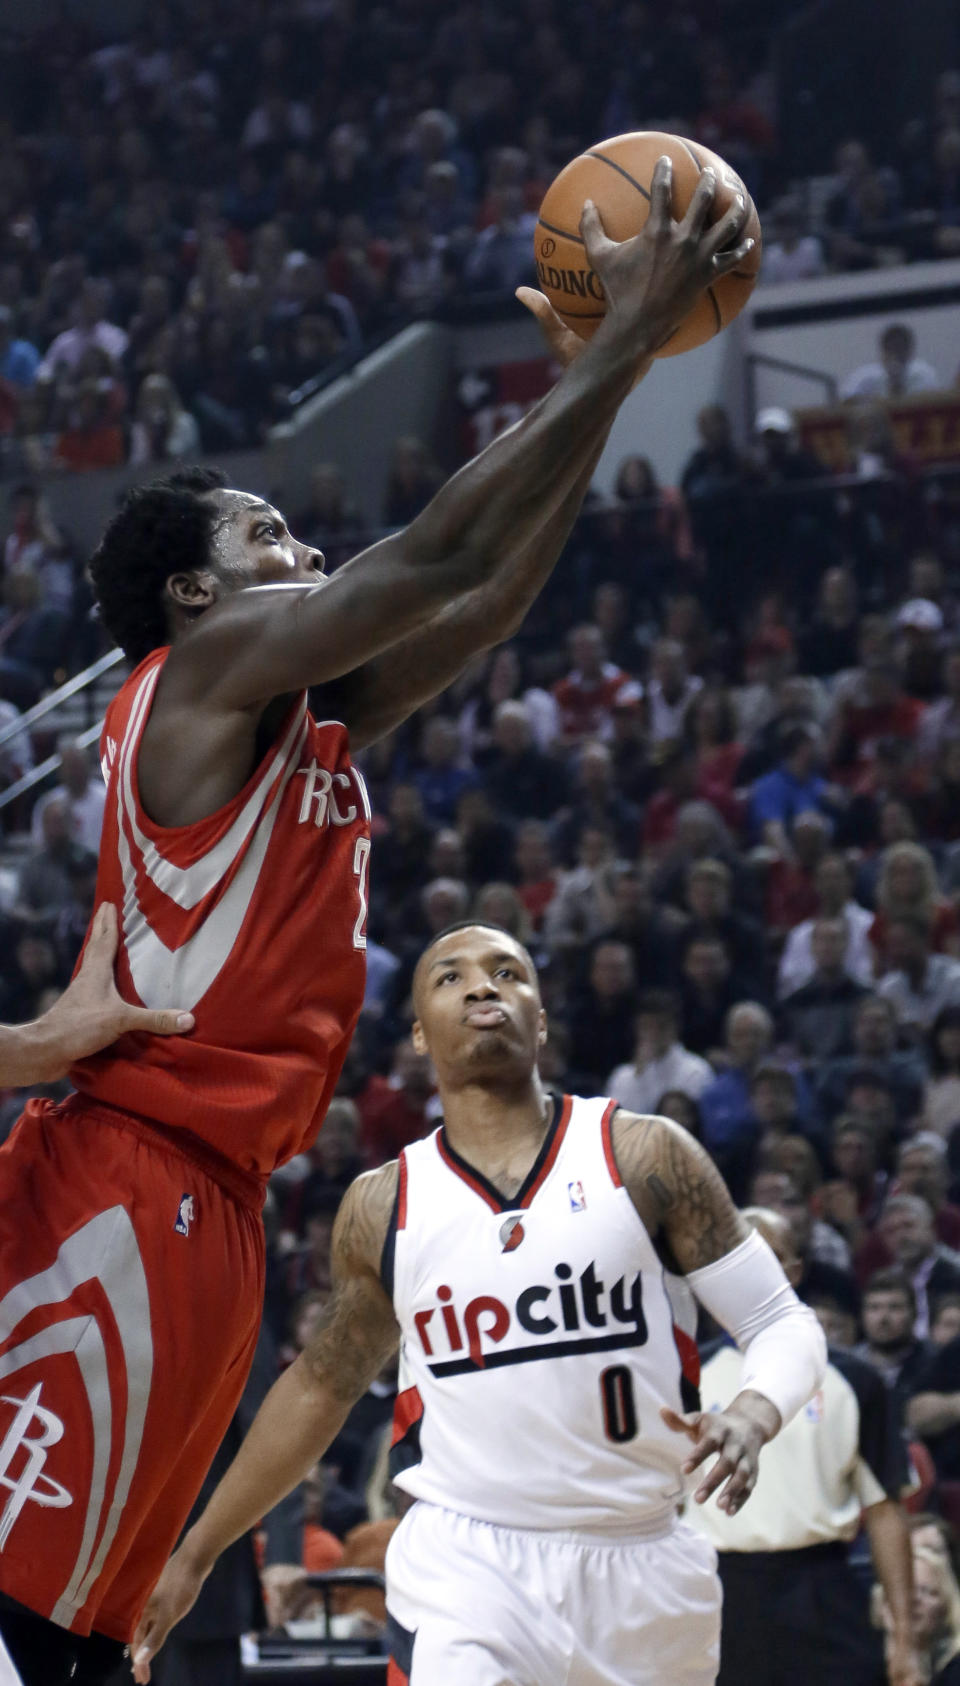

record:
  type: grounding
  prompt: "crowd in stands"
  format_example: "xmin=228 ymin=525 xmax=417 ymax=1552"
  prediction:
xmin=5 ymin=377 xmax=960 ymax=1632
xmin=0 ymin=1 xmax=958 ymax=472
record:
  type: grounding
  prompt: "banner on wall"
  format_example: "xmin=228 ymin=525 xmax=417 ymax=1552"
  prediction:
xmin=797 ymin=391 xmax=960 ymax=470
xmin=456 ymin=357 xmax=562 ymax=460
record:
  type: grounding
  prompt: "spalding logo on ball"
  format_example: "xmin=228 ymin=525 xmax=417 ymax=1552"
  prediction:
xmin=534 ymin=130 xmax=763 ymax=357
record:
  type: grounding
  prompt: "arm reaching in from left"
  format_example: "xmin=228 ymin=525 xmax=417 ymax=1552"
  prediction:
xmin=130 ymin=1164 xmax=400 ymax=1683
xmin=0 ymin=903 xmax=194 ymax=1085
xmin=610 ymin=1111 xmax=827 ymax=1516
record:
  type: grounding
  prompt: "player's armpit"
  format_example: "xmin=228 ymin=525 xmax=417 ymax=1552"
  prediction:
xmin=610 ymin=1110 xmax=749 ymax=1273
xmin=302 ymin=1163 xmax=401 ymax=1404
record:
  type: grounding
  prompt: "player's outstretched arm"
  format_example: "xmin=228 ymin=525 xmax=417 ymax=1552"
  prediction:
xmin=610 ymin=1112 xmax=826 ymax=1515
xmin=312 ymin=292 xmax=639 ymax=747
xmin=174 ymin=161 xmax=752 ymax=714
xmin=130 ymin=1165 xmax=400 ymax=1684
xmin=0 ymin=903 xmax=194 ymax=1085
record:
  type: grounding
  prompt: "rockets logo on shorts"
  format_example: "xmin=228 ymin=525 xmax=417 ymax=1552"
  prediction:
xmin=0 ymin=1381 xmax=72 ymax=1549
xmin=174 ymin=1195 xmax=195 ymax=1237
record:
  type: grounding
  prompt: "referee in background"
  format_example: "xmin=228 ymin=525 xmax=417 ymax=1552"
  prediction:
xmin=691 ymin=1207 xmax=922 ymax=1686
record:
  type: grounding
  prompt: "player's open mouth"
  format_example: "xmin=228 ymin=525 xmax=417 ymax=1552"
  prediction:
xmin=464 ymin=1007 xmax=508 ymax=1027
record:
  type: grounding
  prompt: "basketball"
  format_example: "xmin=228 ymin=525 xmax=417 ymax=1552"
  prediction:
xmin=534 ymin=131 xmax=763 ymax=357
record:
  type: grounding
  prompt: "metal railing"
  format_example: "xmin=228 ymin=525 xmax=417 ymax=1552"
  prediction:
xmin=0 ymin=647 xmax=124 ymax=817
xmin=0 ymin=649 xmax=123 ymax=751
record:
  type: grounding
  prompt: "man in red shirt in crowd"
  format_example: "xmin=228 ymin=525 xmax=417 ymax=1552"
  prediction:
xmin=554 ymin=622 xmax=634 ymax=743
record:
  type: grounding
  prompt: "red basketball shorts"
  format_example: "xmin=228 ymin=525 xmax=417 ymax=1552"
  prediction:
xmin=0 ymin=1096 xmax=265 ymax=1642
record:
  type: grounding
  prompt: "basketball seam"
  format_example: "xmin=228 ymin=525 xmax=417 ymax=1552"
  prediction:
xmin=707 ymin=285 xmax=723 ymax=334
xmin=585 ymin=151 xmax=651 ymax=201
xmin=537 ymin=217 xmax=585 ymax=246
xmin=677 ymin=137 xmax=703 ymax=174
xmin=557 ymin=309 xmax=606 ymax=319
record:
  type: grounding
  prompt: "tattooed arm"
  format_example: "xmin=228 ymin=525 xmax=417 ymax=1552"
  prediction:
xmin=131 ymin=1164 xmax=400 ymax=1682
xmin=611 ymin=1111 xmax=824 ymax=1515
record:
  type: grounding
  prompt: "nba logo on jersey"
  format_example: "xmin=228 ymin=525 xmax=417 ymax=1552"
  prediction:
xmin=568 ymin=1180 xmax=587 ymax=1212
xmin=805 ymin=1390 xmax=824 ymax=1424
xmin=173 ymin=1194 xmax=195 ymax=1237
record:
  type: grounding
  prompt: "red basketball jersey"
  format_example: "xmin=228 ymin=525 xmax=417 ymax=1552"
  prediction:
xmin=70 ymin=649 xmax=371 ymax=1177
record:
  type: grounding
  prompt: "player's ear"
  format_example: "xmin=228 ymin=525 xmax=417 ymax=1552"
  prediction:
xmin=537 ymin=1007 xmax=548 ymax=1046
xmin=411 ymin=1020 xmax=428 ymax=1056
xmin=166 ymin=571 xmax=219 ymax=611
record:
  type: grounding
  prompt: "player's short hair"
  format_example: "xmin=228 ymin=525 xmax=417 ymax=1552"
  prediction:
xmin=89 ymin=467 xmax=229 ymax=665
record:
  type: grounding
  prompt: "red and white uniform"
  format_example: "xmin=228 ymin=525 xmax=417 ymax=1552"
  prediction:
xmin=383 ymin=1095 xmax=721 ymax=1686
xmin=0 ymin=648 xmax=371 ymax=1640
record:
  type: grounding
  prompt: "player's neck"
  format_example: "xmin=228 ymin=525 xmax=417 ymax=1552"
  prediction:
xmin=440 ymin=1074 xmax=553 ymax=1177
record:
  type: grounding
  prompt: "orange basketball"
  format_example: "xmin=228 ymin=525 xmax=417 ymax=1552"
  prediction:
xmin=534 ymin=131 xmax=762 ymax=357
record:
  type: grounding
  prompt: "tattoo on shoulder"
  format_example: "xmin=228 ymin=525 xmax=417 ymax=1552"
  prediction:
xmin=611 ymin=1110 xmax=747 ymax=1275
xmin=334 ymin=1162 xmax=400 ymax=1275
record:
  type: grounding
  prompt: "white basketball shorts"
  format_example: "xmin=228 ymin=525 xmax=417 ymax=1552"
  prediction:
xmin=385 ymin=1502 xmax=721 ymax=1686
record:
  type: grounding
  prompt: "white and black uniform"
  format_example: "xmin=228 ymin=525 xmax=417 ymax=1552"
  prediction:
xmin=380 ymin=1093 xmax=721 ymax=1686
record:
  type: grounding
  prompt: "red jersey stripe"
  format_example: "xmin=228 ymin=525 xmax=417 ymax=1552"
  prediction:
xmin=391 ymin=1384 xmax=424 ymax=1447
xmin=519 ymin=1093 xmax=572 ymax=1208
xmin=600 ymin=1099 xmax=622 ymax=1188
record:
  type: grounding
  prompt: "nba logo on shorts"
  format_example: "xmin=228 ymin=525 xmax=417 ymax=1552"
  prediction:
xmin=174 ymin=1194 xmax=195 ymax=1237
xmin=568 ymin=1180 xmax=587 ymax=1213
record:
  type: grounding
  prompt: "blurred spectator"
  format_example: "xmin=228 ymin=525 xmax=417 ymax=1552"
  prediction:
xmin=749 ymin=724 xmax=832 ymax=849
xmin=924 ymin=1007 xmax=960 ymax=1139
xmin=855 ymin=1268 xmax=932 ymax=1411
xmin=842 ymin=322 xmax=942 ymax=401
xmin=479 ymin=701 xmax=562 ymax=822
xmin=878 ymin=916 xmax=960 ymax=1037
xmin=759 ymin=199 xmax=826 ymax=284
xmin=828 ymin=659 xmax=926 ymax=784
xmin=30 ymin=738 xmax=106 ymax=855
xmin=606 ymin=989 xmax=712 ymax=1115
xmin=513 ymin=820 xmax=560 ymax=933
xmin=781 ymin=917 xmax=870 ymax=1059
xmin=412 ymin=715 xmax=478 ymax=824
xmin=382 ymin=436 xmax=444 ymax=527
xmin=875 ymin=1194 xmax=960 ymax=1337
xmin=13 ymin=797 xmax=96 ymax=929
xmin=678 ymin=933 xmax=740 ymax=1057
xmin=128 ymin=373 xmax=200 ymax=465
xmin=643 ymin=638 xmax=703 ymax=751
xmin=797 ymin=568 xmax=861 ymax=679
xmin=459 ymin=646 xmax=560 ymax=761
xmin=823 ymin=142 xmax=905 ymax=272
xmin=750 ymin=407 xmax=824 ymax=486
xmin=778 ymin=852 xmax=874 ymax=998
xmin=554 ymin=623 xmax=635 ymax=745
xmin=871 ymin=843 xmax=960 ymax=972
xmin=679 ymin=858 xmax=765 ymax=999
xmin=0 ymin=306 xmax=39 ymax=392
xmin=356 ymin=1038 xmax=435 ymax=1166
xmin=551 ymin=739 xmax=639 ymax=867
xmin=456 ymin=788 xmax=515 ymax=884
xmin=590 ymin=862 xmax=680 ymax=990
xmin=816 ymin=994 xmax=927 ymax=1126
xmin=920 ymin=646 xmax=960 ymax=763
xmin=37 ymin=279 xmax=128 ymax=382
xmin=54 ymin=379 xmax=126 ymax=472
xmin=565 ymin=940 xmax=637 ymax=1091
xmin=463 ymin=187 xmax=536 ymax=292
xmin=541 ymin=825 xmax=617 ymax=959
xmin=699 ymin=1000 xmax=775 ymax=1159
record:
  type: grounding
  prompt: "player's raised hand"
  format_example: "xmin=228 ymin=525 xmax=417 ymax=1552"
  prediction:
xmin=131 ymin=1547 xmax=208 ymax=1683
xmin=515 ymin=286 xmax=586 ymax=368
xmin=516 ymin=285 xmax=653 ymax=388
xmin=661 ymin=1396 xmax=776 ymax=1515
xmin=580 ymin=156 xmax=753 ymax=351
xmin=37 ymin=903 xmax=194 ymax=1078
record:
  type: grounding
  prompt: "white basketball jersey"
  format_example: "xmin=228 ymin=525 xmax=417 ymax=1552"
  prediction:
xmin=383 ymin=1093 xmax=702 ymax=1533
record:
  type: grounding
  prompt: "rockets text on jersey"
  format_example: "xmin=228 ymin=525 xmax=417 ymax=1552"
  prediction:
xmin=383 ymin=1094 xmax=703 ymax=1535
xmin=70 ymin=648 xmax=371 ymax=1178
